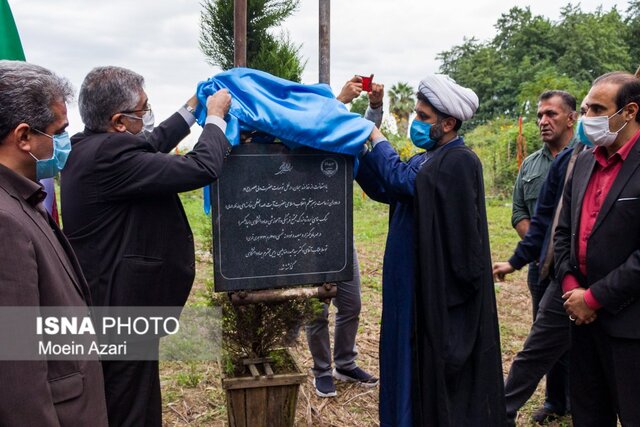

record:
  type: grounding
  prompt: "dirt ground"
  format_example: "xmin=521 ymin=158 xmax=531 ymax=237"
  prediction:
xmin=160 ymin=247 xmax=572 ymax=426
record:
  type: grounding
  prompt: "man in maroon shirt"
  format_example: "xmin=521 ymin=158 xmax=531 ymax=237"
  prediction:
xmin=554 ymin=71 xmax=640 ymax=426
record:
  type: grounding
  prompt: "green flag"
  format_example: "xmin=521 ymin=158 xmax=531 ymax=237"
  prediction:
xmin=0 ymin=0 xmax=25 ymax=60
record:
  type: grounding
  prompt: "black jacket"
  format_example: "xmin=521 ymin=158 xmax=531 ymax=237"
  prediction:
xmin=61 ymin=113 xmax=230 ymax=307
xmin=412 ymin=145 xmax=506 ymax=426
xmin=555 ymin=139 xmax=640 ymax=339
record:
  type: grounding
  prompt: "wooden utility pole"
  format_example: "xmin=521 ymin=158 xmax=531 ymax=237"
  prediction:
xmin=234 ymin=0 xmax=247 ymax=67
xmin=319 ymin=0 xmax=330 ymax=84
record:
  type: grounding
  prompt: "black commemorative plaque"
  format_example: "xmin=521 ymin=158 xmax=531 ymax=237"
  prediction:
xmin=211 ymin=143 xmax=353 ymax=292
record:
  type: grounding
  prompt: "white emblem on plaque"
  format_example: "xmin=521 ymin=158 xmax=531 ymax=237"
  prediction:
xmin=321 ymin=158 xmax=338 ymax=177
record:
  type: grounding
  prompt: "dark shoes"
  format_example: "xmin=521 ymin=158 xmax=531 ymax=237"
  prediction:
xmin=333 ymin=367 xmax=379 ymax=387
xmin=531 ymin=406 xmax=566 ymax=425
xmin=314 ymin=367 xmax=379 ymax=398
xmin=313 ymin=375 xmax=337 ymax=398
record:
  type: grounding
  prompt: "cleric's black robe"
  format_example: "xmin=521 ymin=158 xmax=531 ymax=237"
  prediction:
xmin=412 ymin=145 xmax=506 ymax=426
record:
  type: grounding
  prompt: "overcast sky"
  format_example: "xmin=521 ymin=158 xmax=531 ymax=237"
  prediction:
xmin=10 ymin=0 xmax=627 ymax=146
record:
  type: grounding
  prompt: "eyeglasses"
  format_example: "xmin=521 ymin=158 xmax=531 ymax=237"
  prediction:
xmin=121 ymin=103 xmax=152 ymax=114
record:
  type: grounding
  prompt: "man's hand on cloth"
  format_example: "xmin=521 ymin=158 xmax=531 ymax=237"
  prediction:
xmin=207 ymin=89 xmax=231 ymax=118
xmin=563 ymin=288 xmax=597 ymax=325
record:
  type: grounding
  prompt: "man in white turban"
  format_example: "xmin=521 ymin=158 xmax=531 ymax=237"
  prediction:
xmin=417 ymin=74 xmax=479 ymax=122
xmin=356 ymin=74 xmax=506 ymax=426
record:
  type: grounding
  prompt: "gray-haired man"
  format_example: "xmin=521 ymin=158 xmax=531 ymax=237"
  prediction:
xmin=0 ymin=60 xmax=108 ymax=426
xmin=61 ymin=66 xmax=231 ymax=426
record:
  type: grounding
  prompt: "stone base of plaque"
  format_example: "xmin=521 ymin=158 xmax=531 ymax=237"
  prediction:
xmin=222 ymin=349 xmax=306 ymax=427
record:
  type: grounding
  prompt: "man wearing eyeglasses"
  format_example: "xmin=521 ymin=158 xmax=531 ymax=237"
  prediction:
xmin=60 ymin=66 xmax=231 ymax=426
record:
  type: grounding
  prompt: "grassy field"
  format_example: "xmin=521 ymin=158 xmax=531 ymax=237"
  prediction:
xmin=159 ymin=187 xmax=571 ymax=426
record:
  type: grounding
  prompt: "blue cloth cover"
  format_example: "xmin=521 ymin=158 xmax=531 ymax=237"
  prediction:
xmin=196 ymin=67 xmax=374 ymax=213
xmin=195 ymin=67 xmax=374 ymax=153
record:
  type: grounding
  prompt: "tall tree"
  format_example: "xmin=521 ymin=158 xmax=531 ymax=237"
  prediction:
xmin=437 ymin=3 xmax=634 ymax=125
xmin=626 ymin=1 xmax=640 ymax=67
xmin=388 ymin=82 xmax=415 ymax=137
xmin=199 ymin=0 xmax=306 ymax=82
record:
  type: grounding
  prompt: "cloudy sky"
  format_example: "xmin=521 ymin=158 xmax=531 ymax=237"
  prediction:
xmin=10 ymin=0 xmax=627 ymax=146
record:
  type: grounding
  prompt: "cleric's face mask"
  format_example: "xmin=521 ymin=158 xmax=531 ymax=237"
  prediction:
xmin=410 ymin=119 xmax=439 ymax=151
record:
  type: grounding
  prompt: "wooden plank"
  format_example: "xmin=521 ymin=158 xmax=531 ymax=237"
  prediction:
xmin=242 ymin=357 xmax=274 ymax=365
xmin=285 ymin=384 xmax=301 ymax=426
xmin=245 ymin=386 xmax=268 ymax=427
xmin=226 ymin=389 xmax=247 ymax=427
xmin=248 ymin=363 xmax=260 ymax=378
xmin=266 ymin=385 xmax=299 ymax=426
xmin=223 ymin=372 xmax=306 ymax=390
xmin=231 ymin=284 xmax=337 ymax=305
xmin=264 ymin=362 xmax=274 ymax=378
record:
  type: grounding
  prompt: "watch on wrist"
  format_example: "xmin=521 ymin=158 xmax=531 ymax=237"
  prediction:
xmin=184 ymin=103 xmax=197 ymax=116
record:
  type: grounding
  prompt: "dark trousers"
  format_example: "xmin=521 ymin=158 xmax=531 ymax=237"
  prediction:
xmin=570 ymin=322 xmax=640 ymax=426
xmin=505 ymin=278 xmax=570 ymax=419
xmin=101 ymin=341 xmax=162 ymax=427
xmin=527 ymin=263 xmax=543 ymax=319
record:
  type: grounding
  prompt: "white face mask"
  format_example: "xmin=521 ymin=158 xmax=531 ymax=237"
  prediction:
xmin=122 ymin=109 xmax=155 ymax=135
xmin=581 ymin=107 xmax=628 ymax=147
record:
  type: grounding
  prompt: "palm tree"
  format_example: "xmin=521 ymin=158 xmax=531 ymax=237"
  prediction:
xmin=388 ymin=82 xmax=415 ymax=136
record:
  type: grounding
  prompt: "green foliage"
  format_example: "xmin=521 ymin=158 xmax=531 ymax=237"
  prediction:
xmin=388 ymin=82 xmax=415 ymax=137
xmin=179 ymin=190 xmax=212 ymax=253
xmin=516 ymin=67 xmax=589 ymax=116
xmin=438 ymin=3 xmax=635 ymax=125
xmin=386 ymin=134 xmax=420 ymax=162
xmin=465 ymin=117 xmax=541 ymax=197
xmin=213 ymin=293 xmax=322 ymax=369
xmin=199 ymin=0 xmax=306 ymax=81
xmin=175 ymin=363 xmax=204 ymax=388
xmin=349 ymin=93 xmax=370 ymax=116
xmin=250 ymin=31 xmax=306 ymax=82
xmin=626 ymin=1 xmax=640 ymax=63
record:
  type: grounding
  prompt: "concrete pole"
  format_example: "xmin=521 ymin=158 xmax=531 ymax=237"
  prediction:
xmin=319 ymin=0 xmax=330 ymax=84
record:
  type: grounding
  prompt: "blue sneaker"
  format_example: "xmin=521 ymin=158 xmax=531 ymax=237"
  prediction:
xmin=333 ymin=367 xmax=379 ymax=387
xmin=313 ymin=375 xmax=337 ymax=398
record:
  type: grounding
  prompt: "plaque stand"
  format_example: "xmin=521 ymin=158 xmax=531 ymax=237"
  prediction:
xmin=230 ymin=283 xmax=337 ymax=306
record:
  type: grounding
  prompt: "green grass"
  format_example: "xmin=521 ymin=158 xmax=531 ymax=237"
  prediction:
xmin=180 ymin=189 xmax=212 ymax=251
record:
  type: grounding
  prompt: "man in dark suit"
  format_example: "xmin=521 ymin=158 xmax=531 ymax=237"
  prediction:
xmin=61 ymin=66 xmax=231 ymax=427
xmin=0 ymin=60 xmax=108 ymax=426
xmin=555 ymin=71 xmax=640 ymax=426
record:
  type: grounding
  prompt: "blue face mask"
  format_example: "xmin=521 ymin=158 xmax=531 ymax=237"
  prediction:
xmin=576 ymin=119 xmax=594 ymax=147
xmin=410 ymin=119 xmax=437 ymax=150
xmin=29 ymin=129 xmax=72 ymax=180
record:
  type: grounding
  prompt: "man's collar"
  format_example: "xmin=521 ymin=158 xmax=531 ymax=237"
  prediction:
xmin=593 ymin=128 xmax=640 ymax=166
xmin=541 ymin=143 xmax=554 ymax=159
xmin=0 ymin=163 xmax=46 ymax=207
xmin=567 ymin=134 xmax=579 ymax=149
